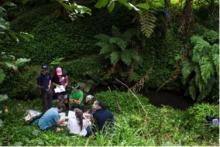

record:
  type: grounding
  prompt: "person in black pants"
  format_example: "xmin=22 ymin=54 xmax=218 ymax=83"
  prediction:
xmin=37 ymin=64 xmax=52 ymax=113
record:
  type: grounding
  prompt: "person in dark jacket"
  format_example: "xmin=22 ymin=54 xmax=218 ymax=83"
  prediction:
xmin=37 ymin=64 xmax=52 ymax=112
xmin=92 ymin=100 xmax=114 ymax=131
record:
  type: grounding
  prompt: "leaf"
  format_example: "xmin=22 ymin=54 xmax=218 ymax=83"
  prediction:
xmin=19 ymin=32 xmax=34 ymax=42
xmin=94 ymin=34 xmax=110 ymax=42
xmin=15 ymin=58 xmax=31 ymax=66
xmin=107 ymin=0 xmax=115 ymax=12
xmin=110 ymin=51 xmax=119 ymax=65
xmin=0 ymin=69 xmax=6 ymax=84
xmin=136 ymin=3 xmax=150 ymax=10
xmin=199 ymin=57 xmax=214 ymax=84
xmin=121 ymin=50 xmax=133 ymax=65
xmin=109 ymin=37 xmax=127 ymax=50
xmin=4 ymin=62 xmax=18 ymax=71
xmin=95 ymin=0 xmax=109 ymax=8
xmin=0 ymin=94 xmax=8 ymax=102
xmin=189 ymin=80 xmax=197 ymax=100
xmin=181 ymin=60 xmax=193 ymax=84
xmin=112 ymin=26 xmax=121 ymax=37
xmin=3 ymin=2 xmax=17 ymax=7
xmin=139 ymin=12 xmax=157 ymax=38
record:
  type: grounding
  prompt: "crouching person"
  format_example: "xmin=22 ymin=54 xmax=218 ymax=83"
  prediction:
xmin=92 ymin=101 xmax=114 ymax=132
xmin=67 ymin=108 xmax=92 ymax=137
xmin=38 ymin=102 xmax=66 ymax=130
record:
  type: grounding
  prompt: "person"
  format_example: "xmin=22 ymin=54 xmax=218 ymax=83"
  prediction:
xmin=83 ymin=95 xmax=96 ymax=112
xmin=38 ymin=102 xmax=66 ymax=130
xmin=52 ymin=67 xmax=69 ymax=105
xmin=67 ymin=108 xmax=92 ymax=137
xmin=69 ymin=85 xmax=84 ymax=110
xmin=37 ymin=64 xmax=52 ymax=112
xmin=206 ymin=116 xmax=219 ymax=126
xmin=92 ymin=100 xmax=114 ymax=131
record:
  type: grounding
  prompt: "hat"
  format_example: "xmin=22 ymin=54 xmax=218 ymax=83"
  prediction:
xmin=85 ymin=95 xmax=94 ymax=103
xmin=42 ymin=64 xmax=48 ymax=69
xmin=56 ymin=67 xmax=63 ymax=76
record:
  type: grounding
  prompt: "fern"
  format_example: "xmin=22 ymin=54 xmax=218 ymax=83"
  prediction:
xmin=139 ymin=11 xmax=156 ymax=38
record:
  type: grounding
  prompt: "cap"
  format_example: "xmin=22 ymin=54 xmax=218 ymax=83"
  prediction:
xmin=56 ymin=67 xmax=62 ymax=76
xmin=42 ymin=64 xmax=48 ymax=69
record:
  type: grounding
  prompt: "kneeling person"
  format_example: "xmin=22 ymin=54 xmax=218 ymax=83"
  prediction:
xmin=38 ymin=102 xmax=66 ymax=130
xmin=69 ymin=85 xmax=84 ymax=109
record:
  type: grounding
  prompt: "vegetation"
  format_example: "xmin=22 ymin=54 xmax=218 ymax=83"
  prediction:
xmin=0 ymin=0 xmax=219 ymax=145
xmin=0 ymin=91 xmax=218 ymax=145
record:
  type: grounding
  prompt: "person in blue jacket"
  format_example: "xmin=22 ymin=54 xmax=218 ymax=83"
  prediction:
xmin=37 ymin=64 xmax=52 ymax=112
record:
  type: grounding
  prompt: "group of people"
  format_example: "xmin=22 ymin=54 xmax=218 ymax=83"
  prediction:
xmin=31 ymin=64 xmax=113 ymax=137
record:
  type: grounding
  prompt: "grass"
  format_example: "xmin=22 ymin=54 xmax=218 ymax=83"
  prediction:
xmin=0 ymin=91 xmax=218 ymax=146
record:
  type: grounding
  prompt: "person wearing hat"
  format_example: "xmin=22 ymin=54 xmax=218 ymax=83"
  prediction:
xmin=37 ymin=64 xmax=52 ymax=112
xmin=69 ymin=84 xmax=84 ymax=110
xmin=52 ymin=67 xmax=69 ymax=102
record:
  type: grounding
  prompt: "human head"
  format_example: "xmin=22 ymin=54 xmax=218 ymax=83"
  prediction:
xmin=85 ymin=95 xmax=95 ymax=104
xmin=56 ymin=67 xmax=63 ymax=77
xmin=57 ymin=102 xmax=66 ymax=112
xmin=92 ymin=100 xmax=106 ymax=110
xmin=41 ymin=64 xmax=49 ymax=74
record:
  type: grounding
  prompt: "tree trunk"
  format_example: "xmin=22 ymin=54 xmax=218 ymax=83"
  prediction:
xmin=178 ymin=0 xmax=193 ymax=35
xmin=164 ymin=0 xmax=171 ymax=27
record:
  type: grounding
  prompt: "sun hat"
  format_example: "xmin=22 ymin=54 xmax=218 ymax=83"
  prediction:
xmin=56 ymin=67 xmax=63 ymax=76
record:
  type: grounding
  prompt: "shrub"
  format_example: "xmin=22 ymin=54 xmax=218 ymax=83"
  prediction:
xmin=95 ymin=91 xmax=150 ymax=113
xmin=1 ymin=65 xmax=40 ymax=99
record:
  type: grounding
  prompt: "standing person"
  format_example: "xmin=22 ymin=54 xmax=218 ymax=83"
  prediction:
xmin=69 ymin=85 xmax=84 ymax=110
xmin=38 ymin=102 xmax=66 ymax=130
xmin=52 ymin=67 xmax=69 ymax=104
xmin=37 ymin=64 xmax=52 ymax=112
xmin=67 ymin=108 xmax=92 ymax=137
xmin=92 ymin=100 xmax=114 ymax=131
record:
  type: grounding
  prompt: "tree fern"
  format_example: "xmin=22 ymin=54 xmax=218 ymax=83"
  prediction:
xmin=139 ymin=11 xmax=157 ymax=38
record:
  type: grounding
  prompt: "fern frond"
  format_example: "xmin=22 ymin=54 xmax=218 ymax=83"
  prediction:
xmin=139 ymin=11 xmax=156 ymax=38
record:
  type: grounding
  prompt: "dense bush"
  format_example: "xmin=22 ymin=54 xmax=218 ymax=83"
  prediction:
xmin=1 ymin=65 xmax=40 ymax=99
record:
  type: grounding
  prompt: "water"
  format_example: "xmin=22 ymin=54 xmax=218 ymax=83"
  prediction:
xmin=143 ymin=89 xmax=194 ymax=109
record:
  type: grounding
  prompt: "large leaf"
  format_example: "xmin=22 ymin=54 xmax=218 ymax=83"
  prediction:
xmin=95 ymin=0 xmax=109 ymax=8
xmin=4 ymin=62 xmax=17 ymax=71
xmin=189 ymin=80 xmax=197 ymax=100
xmin=136 ymin=3 xmax=150 ymax=10
xmin=110 ymin=51 xmax=120 ymax=65
xmin=94 ymin=34 xmax=110 ymax=42
xmin=109 ymin=37 xmax=127 ymax=50
xmin=199 ymin=57 xmax=214 ymax=84
xmin=181 ymin=60 xmax=193 ymax=84
xmin=15 ymin=58 xmax=31 ymax=67
xmin=107 ymin=0 xmax=115 ymax=12
xmin=121 ymin=50 xmax=133 ymax=65
xmin=19 ymin=32 xmax=34 ymax=42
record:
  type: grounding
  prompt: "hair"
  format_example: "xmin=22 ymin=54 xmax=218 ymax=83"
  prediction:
xmin=74 ymin=108 xmax=83 ymax=130
xmin=97 ymin=101 xmax=107 ymax=110
xmin=57 ymin=102 xmax=66 ymax=111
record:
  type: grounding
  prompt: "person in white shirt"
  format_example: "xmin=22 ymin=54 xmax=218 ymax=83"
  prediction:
xmin=67 ymin=108 xmax=92 ymax=136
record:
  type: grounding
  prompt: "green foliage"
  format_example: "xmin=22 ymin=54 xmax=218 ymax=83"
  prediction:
xmin=56 ymin=0 xmax=91 ymax=21
xmin=185 ymin=103 xmax=219 ymax=141
xmin=181 ymin=27 xmax=219 ymax=101
xmin=139 ymin=11 xmax=157 ymax=38
xmin=1 ymin=65 xmax=39 ymax=99
xmin=95 ymin=26 xmax=142 ymax=67
xmin=0 ymin=92 xmax=219 ymax=145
